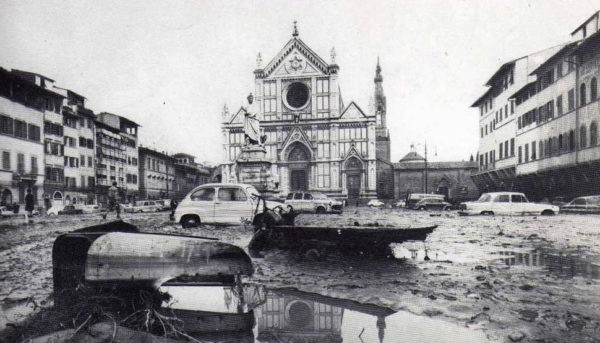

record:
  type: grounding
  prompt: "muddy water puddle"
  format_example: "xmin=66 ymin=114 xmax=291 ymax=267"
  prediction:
xmin=491 ymin=249 xmax=600 ymax=279
xmin=158 ymin=283 xmax=496 ymax=342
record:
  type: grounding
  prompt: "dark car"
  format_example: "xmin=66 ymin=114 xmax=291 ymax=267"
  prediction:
xmin=58 ymin=205 xmax=84 ymax=215
xmin=412 ymin=197 xmax=452 ymax=211
xmin=560 ymin=196 xmax=600 ymax=214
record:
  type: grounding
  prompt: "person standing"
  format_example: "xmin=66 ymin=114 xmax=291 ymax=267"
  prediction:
xmin=24 ymin=188 xmax=34 ymax=223
xmin=169 ymin=198 xmax=178 ymax=221
xmin=102 ymin=181 xmax=121 ymax=219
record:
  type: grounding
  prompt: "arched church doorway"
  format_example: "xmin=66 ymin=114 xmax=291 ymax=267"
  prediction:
xmin=437 ymin=177 xmax=450 ymax=200
xmin=287 ymin=143 xmax=311 ymax=191
xmin=345 ymin=157 xmax=363 ymax=199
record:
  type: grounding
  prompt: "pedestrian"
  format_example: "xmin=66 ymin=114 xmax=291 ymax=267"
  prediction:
xmin=102 ymin=181 xmax=121 ymax=220
xmin=170 ymin=198 xmax=178 ymax=220
xmin=25 ymin=189 xmax=34 ymax=223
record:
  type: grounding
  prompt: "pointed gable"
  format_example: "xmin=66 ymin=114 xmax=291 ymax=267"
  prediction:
xmin=263 ymin=38 xmax=330 ymax=78
xmin=339 ymin=101 xmax=369 ymax=119
xmin=228 ymin=107 xmax=245 ymax=124
xmin=280 ymin=126 xmax=314 ymax=152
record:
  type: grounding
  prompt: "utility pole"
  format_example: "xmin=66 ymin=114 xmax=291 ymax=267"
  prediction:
xmin=424 ymin=141 xmax=428 ymax=193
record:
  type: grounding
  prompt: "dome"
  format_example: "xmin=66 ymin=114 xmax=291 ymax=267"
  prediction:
xmin=399 ymin=151 xmax=425 ymax=163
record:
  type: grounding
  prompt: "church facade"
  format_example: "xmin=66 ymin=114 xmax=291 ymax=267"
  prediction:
xmin=220 ymin=25 xmax=390 ymax=200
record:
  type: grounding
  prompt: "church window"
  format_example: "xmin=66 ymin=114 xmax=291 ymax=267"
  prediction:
xmin=316 ymin=79 xmax=329 ymax=93
xmin=317 ymin=163 xmax=330 ymax=188
xmin=317 ymin=143 xmax=330 ymax=158
xmin=284 ymin=82 xmax=310 ymax=110
xmin=263 ymin=81 xmax=276 ymax=97
xmin=317 ymin=96 xmax=329 ymax=111
xmin=317 ymin=129 xmax=330 ymax=141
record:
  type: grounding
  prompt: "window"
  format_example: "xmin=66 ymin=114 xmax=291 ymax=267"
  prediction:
xmin=303 ymin=193 xmax=313 ymax=200
xmin=2 ymin=151 xmax=9 ymax=169
xmin=539 ymin=141 xmax=544 ymax=159
xmin=0 ymin=115 xmax=14 ymax=135
xmin=317 ymin=163 xmax=330 ymax=188
xmin=14 ymin=120 xmax=27 ymax=138
xmin=294 ymin=193 xmax=303 ymax=200
xmin=191 ymin=187 xmax=214 ymax=201
xmin=316 ymin=79 xmax=329 ymax=93
xmin=510 ymin=138 xmax=515 ymax=156
xmin=504 ymin=104 xmax=508 ymax=119
xmin=317 ymin=143 xmax=330 ymax=158
xmin=569 ymin=130 xmax=575 ymax=151
xmin=31 ymin=156 xmax=37 ymax=174
xmin=592 ymin=77 xmax=598 ymax=101
xmin=14 ymin=153 xmax=25 ymax=174
xmin=531 ymin=141 xmax=536 ymax=160
xmin=80 ymin=155 xmax=85 ymax=167
xmin=504 ymin=140 xmax=509 ymax=157
xmin=591 ymin=122 xmax=598 ymax=146
xmin=499 ymin=143 xmax=503 ymax=159
xmin=556 ymin=95 xmax=563 ymax=115
xmin=218 ymin=187 xmax=248 ymax=201
xmin=480 ymin=127 xmax=483 ymax=138
xmin=580 ymin=83 xmax=587 ymax=106
xmin=568 ymin=89 xmax=575 ymax=110
xmin=524 ymin=144 xmax=529 ymax=162
xmin=87 ymin=139 xmax=93 ymax=149
xmin=518 ymin=146 xmax=522 ymax=163
xmin=494 ymin=194 xmax=510 ymax=202
xmin=559 ymin=134 xmax=564 ymax=150
xmin=580 ymin=125 xmax=587 ymax=148
xmin=27 ymin=124 xmax=40 ymax=141
xmin=511 ymin=194 xmax=528 ymax=203
xmin=88 ymin=156 xmax=93 ymax=167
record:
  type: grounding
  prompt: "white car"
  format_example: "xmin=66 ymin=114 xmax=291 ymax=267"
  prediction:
xmin=174 ymin=183 xmax=282 ymax=227
xmin=79 ymin=204 xmax=102 ymax=214
xmin=128 ymin=200 xmax=162 ymax=213
xmin=394 ymin=200 xmax=406 ymax=208
xmin=367 ymin=199 xmax=385 ymax=208
xmin=459 ymin=192 xmax=559 ymax=216
xmin=284 ymin=192 xmax=343 ymax=214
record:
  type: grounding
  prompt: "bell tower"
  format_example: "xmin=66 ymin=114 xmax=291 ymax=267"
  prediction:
xmin=374 ymin=58 xmax=390 ymax=162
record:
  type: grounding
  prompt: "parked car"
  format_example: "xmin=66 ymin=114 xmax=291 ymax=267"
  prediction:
xmin=284 ymin=192 xmax=343 ymax=214
xmin=459 ymin=192 xmax=559 ymax=216
xmin=560 ymin=195 xmax=600 ymax=214
xmin=155 ymin=199 xmax=172 ymax=211
xmin=405 ymin=193 xmax=445 ymax=208
xmin=79 ymin=204 xmax=102 ymax=214
xmin=367 ymin=199 xmax=385 ymax=208
xmin=47 ymin=205 xmax=84 ymax=216
xmin=394 ymin=200 xmax=406 ymax=208
xmin=173 ymin=183 xmax=283 ymax=227
xmin=127 ymin=200 xmax=162 ymax=213
xmin=412 ymin=197 xmax=452 ymax=211
xmin=551 ymin=196 xmax=570 ymax=207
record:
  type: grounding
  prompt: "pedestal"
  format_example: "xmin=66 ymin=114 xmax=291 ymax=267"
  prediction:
xmin=236 ymin=145 xmax=278 ymax=196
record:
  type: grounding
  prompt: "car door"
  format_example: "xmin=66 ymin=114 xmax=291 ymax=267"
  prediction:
xmin=491 ymin=194 xmax=510 ymax=214
xmin=214 ymin=186 xmax=253 ymax=225
xmin=187 ymin=187 xmax=215 ymax=223
xmin=293 ymin=192 xmax=305 ymax=212
xmin=566 ymin=198 xmax=587 ymax=213
xmin=303 ymin=193 xmax=315 ymax=212
xmin=510 ymin=194 xmax=528 ymax=214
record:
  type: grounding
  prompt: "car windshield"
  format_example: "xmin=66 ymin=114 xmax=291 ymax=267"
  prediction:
xmin=477 ymin=194 xmax=492 ymax=202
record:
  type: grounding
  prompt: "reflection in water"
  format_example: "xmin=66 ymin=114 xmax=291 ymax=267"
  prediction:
xmin=494 ymin=249 xmax=600 ymax=279
xmin=157 ymin=284 xmax=494 ymax=343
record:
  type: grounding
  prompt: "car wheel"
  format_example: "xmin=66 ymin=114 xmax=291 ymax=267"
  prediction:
xmin=443 ymin=206 xmax=451 ymax=211
xmin=316 ymin=207 xmax=326 ymax=214
xmin=138 ymin=210 xmax=143 ymax=213
xmin=541 ymin=209 xmax=555 ymax=216
xmin=418 ymin=206 xmax=426 ymax=211
xmin=181 ymin=215 xmax=200 ymax=228
xmin=480 ymin=211 xmax=494 ymax=216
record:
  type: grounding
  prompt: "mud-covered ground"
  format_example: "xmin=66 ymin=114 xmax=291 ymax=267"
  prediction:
xmin=1 ymin=208 xmax=600 ymax=342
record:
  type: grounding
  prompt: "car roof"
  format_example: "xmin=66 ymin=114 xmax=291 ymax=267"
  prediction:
xmin=196 ymin=183 xmax=254 ymax=188
xmin=483 ymin=192 xmax=525 ymax=196
xmin=575 ymin=195 xmax=600 ymax=199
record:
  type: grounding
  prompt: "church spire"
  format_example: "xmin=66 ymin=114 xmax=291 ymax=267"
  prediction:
xmin=374 ymin=56 xmax=383 ymax=83
xmin=292 ymin=20 xmax=299 ymax=37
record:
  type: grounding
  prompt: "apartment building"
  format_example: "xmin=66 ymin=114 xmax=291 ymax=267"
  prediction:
xmin=95 ymin=112 xmax=139 ymax=203
xmin=0 ymin=68 xmax=54 ymax=206
xmin=47 ymin=88 xmax=97 ymax=205
xmin=172 ymin=153 xmax=210 ymax=200
xmin=138 ymin=147 xmax=175 ymax=199
xmin=510 ymin=11 xmax=600 ymax=199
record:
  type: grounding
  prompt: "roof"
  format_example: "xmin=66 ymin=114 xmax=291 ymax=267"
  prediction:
xmin=485 ymin=60 xmax=518 ymax=86
xmin=172 ymin=153 xmax=195 ymax=159
xmin=11 ymin=69 xmax=55 ymax=83
xmin=139 ymin=146 xmax=174 ymax=160
xmin=262 ymin=36 xmax=330 ymax=77
xmin=471 ymin=87 xmax=494 ymax=107
xmin=571 ymin=10 xmax=600 ymax=35
xmin=393 ymin=161 xmax=477 ymax=170
xmin=529 ymin=42 xmax=578 ymax=76
xmin=399 ymin=151 xmax=425 ymax=163
xmin=509 ymin=81 xmax=536 ymax=101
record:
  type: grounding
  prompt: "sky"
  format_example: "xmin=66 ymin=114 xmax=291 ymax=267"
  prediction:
xmin=1 ymin=0 xmax=598 ymax=164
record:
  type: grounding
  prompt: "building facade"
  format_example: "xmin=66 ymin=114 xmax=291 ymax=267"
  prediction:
xmin=95 ymin=112 xmax=139 ymax=203
xmin=172 ymin=153 xmax=211 ymax=200
xmin=0 ymin=68 xmax=49 ymax=207
xmin=221 ymin=25 xmax=385 ymax=200
xmin=138 ymin=147 xmax=175 ymax=199
xmin=393 ymin=148 xmax=479 ymax=203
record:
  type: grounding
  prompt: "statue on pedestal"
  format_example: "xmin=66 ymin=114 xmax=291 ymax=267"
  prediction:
xmin=243 ymin=93 xmax=266 ymax=146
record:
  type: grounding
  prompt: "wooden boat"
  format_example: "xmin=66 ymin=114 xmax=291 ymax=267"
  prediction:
xmin=53 ymin=221 xmax=253 ymax=295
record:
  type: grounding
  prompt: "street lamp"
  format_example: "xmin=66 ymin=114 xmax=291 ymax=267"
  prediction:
xmin=414 ymin=142 xmax=437 ymax=193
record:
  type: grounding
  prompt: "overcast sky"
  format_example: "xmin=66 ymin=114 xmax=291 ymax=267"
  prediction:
xmin=1 ymin=0 xmax=598 ymax=164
